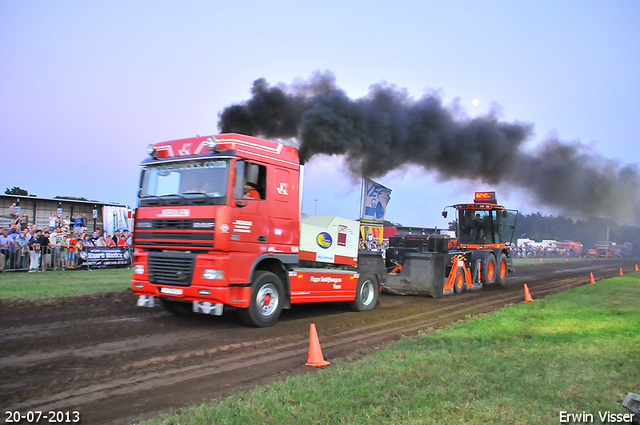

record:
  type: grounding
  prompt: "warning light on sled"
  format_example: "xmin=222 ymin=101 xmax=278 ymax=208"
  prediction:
xmin=474 ymin=191 xmax=497 ymax=204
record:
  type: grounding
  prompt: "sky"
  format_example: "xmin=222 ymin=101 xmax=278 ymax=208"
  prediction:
xmin=2 ymin=1 xmax=639 ymax=228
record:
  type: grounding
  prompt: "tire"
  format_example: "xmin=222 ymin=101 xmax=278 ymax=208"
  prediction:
xmin=481 ymin=253 xmax=497 ymax=285
xmin=160 ymin=298 xmax=193 ymax=316
xmin=348 ymin=272 xmax=379 ymax=312
xmin=453 ymin=267 xmax=466 ymax=293
xmin=495 ymin=253 xmax=508 ymax=287
xmin=238 ymin=271 xmax=284 ymax=327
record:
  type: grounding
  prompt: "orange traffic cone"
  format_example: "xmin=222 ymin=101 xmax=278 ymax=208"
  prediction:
xmin=539 ymin=258 xmax=542 ymax=263
xmin=565 ymin=257 xmax=568 ymax=262
xmin=524 ymin=284 xmax=534 ymax=302
xmin=635 ymin=264 xmax=638 ymax=272
xmin=590 ymin=273 xmax=596 ymax=285
xmin=304 ymin=323 xmax=331 ymax=367
xmin=620 ymin=268 xmax=624 ymax=276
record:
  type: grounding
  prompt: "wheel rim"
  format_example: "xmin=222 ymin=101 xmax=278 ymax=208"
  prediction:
xmin=257 ymin=283 xmax=279 ymax=317
xmin=456 ymin=272 xmax=464 ymax=290
xmin=360 ymin=280 xmax=375 ymax=306
xmin=500 ymin=260 xmax=507 ymax=279
xmin=487 ymin=261 xmax=495 ymax=281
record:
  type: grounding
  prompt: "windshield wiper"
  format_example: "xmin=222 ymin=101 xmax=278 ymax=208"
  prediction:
xmin=183 ymin=191 xmax=212 ymax=203
xmin=140 ymin=195 xmax=166 ymax=206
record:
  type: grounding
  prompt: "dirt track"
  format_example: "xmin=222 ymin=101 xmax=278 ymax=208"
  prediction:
xmin=1 ymin=259 xmax=637 ymax=424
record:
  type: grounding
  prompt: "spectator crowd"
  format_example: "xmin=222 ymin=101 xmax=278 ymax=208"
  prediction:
xmin=1 ymin=207 xmax=132 ymax=272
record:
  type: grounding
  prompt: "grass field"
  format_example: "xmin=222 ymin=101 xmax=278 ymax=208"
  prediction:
xmin=139 ymin=273 xmax=640 ymax=425
xmin=0 ymin=267 xmax=132 ymax=299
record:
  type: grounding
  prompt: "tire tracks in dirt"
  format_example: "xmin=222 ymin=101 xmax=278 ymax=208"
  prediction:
xmin=0 ymin=259 xmax=635 ymax=424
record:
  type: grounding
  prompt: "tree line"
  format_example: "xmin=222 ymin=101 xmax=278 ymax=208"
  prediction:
xmin=513 ymin=212 xmax=640 ymax=256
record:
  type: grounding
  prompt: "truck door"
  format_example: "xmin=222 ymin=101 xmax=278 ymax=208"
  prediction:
xmin=230 ymin=160 xmax=269 ymax=251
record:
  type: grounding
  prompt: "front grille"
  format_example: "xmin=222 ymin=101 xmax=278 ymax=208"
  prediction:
xmin=134 ymin=219 xmax=215 ymax=250
xmin=147 ymin=252 xmax=196 ymax=286
xmin=150 ymin=219 xmax=194 ymax=229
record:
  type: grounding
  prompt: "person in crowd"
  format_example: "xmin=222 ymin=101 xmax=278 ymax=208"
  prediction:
xmin=19 ymin=214 xmax=29 ymax=229
xmin=4 ymin=227 xmax=17 ymax=269
xmin=125 ymin=231 xmax=132 ymax=245
xmin=0 ymin=228 xmax=10 ymax=272
xmin=74 ymin=215 xmax=82 ymax=234
xmin=59 ymin=234 xmax=69 ymax=269
xmin=28 ymin=230 xmax=41 ymax=272
xmin=117 ymin=234 xmax=127 ymax=246
xmin=38 ymin=230 xmax=58 ymax=272
xmin=49 ymin=227 xmax=63 ymax=269
xmin=81 ymin=214 xmax=88 ymax=233
xmin=8 ymin=203 xmax=19 ymax=221
xmin=62 ymin=216 xmax=70 ymax=232
xmin=95 ymin=235 xmax=106 ymax=247
xmin=81 ymin=233 xmax=94 ymax=248
xmin=113 ymin=230 xmax=120 ymax=244
xmin=49 ymin=213 xmax=57 ymax=232
xmin=67 ymin=235 xmax=77 ymax=269
xmin=90 ymin=230 xmax=100 ymax=243
xmin=105 ymin=234 xmax=116 ymax=247
xmin=14 ymin=228 xmax=29 ymax=270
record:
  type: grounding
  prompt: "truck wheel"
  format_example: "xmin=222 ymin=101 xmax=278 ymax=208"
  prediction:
xmin=349 ymin=272 xmax=379 ymax=311
xmin=495 ymin=253 xmax=508 ymax=287
xmin=238 ymin=271 xmax=283 ymax=327
xmin=160 ymin=298 xmax=193 ymax=316
xmin=453 ymin=268 xmax=466 ymax=293
xmin=481 ymin=253 xmax=497 ymax=285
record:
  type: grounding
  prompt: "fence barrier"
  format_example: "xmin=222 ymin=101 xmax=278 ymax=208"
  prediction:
xmin=0 ymin=245 xmax=132 ymax=272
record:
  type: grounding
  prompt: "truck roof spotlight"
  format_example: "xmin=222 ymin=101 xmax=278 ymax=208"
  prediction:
xmin=205 ymin=136 xmax=218 ymax=150
xmin=146 ymin=144 xmax=158 ymax=158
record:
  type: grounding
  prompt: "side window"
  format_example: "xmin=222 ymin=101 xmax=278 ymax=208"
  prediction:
xmin=234 ymin=160 xmax=266 ymax=200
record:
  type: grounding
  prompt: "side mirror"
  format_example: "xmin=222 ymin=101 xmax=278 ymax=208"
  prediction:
xmin=236 ymin=201 xmax=246 ymax=208
xmin=442 ymin=211 xmax=448 ymax=218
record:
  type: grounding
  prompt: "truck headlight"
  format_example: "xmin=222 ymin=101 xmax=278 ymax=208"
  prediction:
xmin=133 ymin=265 xmax=145 ymax=275
xmin=202 ymin=269 xmax=224 ymax=280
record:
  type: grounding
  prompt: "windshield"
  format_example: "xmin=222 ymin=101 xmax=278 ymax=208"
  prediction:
xmin=457 ymin=208 xmax=517 ymax=245
xmin=139 ymin=159 xmax=229 ymax=204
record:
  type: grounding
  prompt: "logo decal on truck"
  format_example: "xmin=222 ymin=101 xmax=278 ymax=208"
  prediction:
xmin=156 ymin=209 xmax=190 ymax=217
xmin=317 ymin=232 xmax=332 ymax=249
xmin=233 ymin=220 xmax=253 ymax=233
xmin=178 ymin=143 xmax=193 ymax=156
xmin=276 ymin=182 xmax=289 ymax=195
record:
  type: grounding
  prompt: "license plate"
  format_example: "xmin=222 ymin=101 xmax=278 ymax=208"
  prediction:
xmin=160 ymin=287 xmax=183 ymax=295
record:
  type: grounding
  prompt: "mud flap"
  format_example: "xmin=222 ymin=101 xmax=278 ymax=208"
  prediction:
xmin=137 ymin=295 xmax=156 ymax=308
xmin=468 ymin=259 xmax=483 ymax=290
xmin=193 ymin=301 xmax=224 ymax=315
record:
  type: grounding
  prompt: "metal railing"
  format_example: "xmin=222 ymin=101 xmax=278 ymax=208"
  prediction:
xmin=0 ymin=245 xmax=132 ymax=272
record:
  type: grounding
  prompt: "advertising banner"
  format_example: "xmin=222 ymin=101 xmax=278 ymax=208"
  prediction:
xmin=103 ymin=206 xmax=131 ymax=233
xmin=361 ymin=178 xmax=392 ymax=222
xmin=79 ymin=246 xmax=131 ymax=268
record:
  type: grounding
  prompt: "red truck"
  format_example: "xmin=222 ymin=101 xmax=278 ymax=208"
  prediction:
xmin=131 ymin=134 xmax=378 ymax=327
xmin=132 ymin=134 xmax=518 ymax=327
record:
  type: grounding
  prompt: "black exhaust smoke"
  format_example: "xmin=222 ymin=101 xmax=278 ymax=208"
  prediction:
xmin=218 ymin=71 xmax=639 ymax=223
